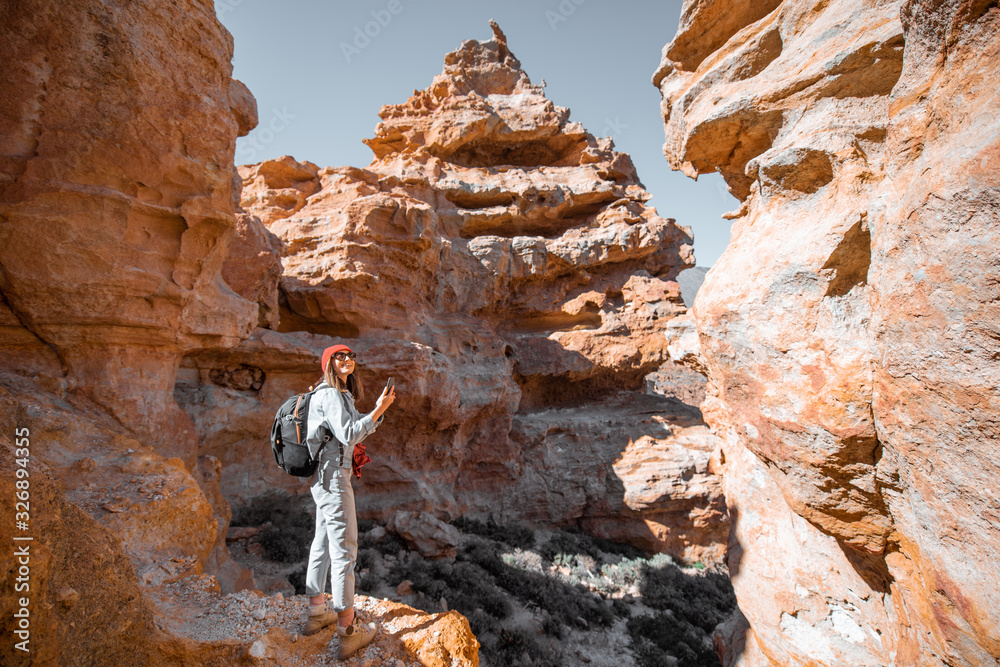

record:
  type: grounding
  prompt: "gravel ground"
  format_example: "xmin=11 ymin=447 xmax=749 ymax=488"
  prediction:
xmin=149 ymin=575 xmax=431 ymax=666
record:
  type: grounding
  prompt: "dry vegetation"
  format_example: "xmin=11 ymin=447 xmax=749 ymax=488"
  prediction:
xmin=231 ymin=495 xmax=736 ymax=667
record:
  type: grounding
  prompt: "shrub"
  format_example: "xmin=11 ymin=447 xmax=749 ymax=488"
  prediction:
xmin=539 ymin=528 xmax=645 ymax=566
xmin=540 ymin=531 xmax=594 ymax=562
xmin=371 ymin=531 xmax=407 ymax=556
xmin=501 ymin=548 xmax=545 ymax=574
xmin=230 ymin=492 xmax=310 ymax=527
xmin=287 ymin=565 xmax=307 ymax=595
xmin=249 ymin=514 xmax=734 ymax=667
xmin=467 ymin=609 xmax=497 ymax=638
xmin=388 ymin=554 xmax=513 ymax=621
xmin=628 ymin=612 xmax=720 ymax=667
xmin=231 ymin=493 xmax=315 ymax=563
xmin=611 ymin=597 xmax=631 ymax=618
xmin=588 ymin=534 xmax=645 ymax=561
xmin=258 ymin=524 xmax=311 ymax=563
xmin=482 ymin=627 xmax=562 ymax=667
xmin=493 ymin=628 xmax=539 ymax=666
xmin=386 ymin=551 xmax=528 ymax=667
xmin=640 ymin=565 xmax=735 ymax=632
xmin=452 ymin=517 xmax=534 ymax=549
xmin=623 ymin=559 xmax=735 ymax=667
xmin=333 ymin=520 xmax=608 ymax=662
xmin=462 ymin=543 xmax=613 ymax=628
xmin=356 ymin=547 xmax=376 ymax=572
xmin=600 ymin=553 xmax=673 ymax=594
xmin=356 ymin=551 xmax=379 ymax=594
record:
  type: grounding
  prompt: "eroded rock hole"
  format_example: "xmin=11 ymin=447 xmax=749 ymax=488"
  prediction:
xmin=275 ymin=289 xmax=361 ymax=338
xmin=209 ymin=365 xmax=265 ymax=392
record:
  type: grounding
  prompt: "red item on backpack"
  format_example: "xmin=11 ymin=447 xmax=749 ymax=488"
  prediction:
xmin=352 ymin=443 xmax=372 ymax=479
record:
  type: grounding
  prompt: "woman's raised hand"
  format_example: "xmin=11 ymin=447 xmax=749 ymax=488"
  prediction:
xmin=374 ymin=384 xmax=395 ymax=417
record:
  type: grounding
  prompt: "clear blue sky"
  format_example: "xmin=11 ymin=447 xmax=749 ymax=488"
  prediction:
xmin=217 ymin=0 xmax=736 ymax=267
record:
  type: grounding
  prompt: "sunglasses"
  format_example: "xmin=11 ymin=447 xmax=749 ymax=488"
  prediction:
xmin=333 ymin=351 xmax=357 ymax=361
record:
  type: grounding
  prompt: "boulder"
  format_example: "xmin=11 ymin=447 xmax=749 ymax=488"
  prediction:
xmin=387 ymin=511 xmax=461 ymax=560
xmin=221 ymin=210 xmax=284 ymax=330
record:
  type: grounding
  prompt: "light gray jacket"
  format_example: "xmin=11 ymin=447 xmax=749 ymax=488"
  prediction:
xmin=305 ymin=382 xmax=381 ymax=484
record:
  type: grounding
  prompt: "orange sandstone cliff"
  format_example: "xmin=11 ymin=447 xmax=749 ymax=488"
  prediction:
xmin=655 ymin=0 xmax=1000 ymax=664
xmin=0 ymin=1 xmax=477 ymax=664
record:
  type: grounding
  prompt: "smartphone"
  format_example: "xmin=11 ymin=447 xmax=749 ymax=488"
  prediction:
xmin=385 ymin=377 xmax=394 ymax=392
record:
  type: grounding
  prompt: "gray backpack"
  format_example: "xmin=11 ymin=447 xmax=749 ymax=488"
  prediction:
xmin=269 ymin=389 xmax=334 ymax=476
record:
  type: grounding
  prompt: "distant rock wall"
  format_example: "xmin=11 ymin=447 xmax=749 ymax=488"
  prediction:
xmin=180 ymin=23 xmax=729 ymax=564
xmin=656 ymin=0 xmax=1000 ymax=663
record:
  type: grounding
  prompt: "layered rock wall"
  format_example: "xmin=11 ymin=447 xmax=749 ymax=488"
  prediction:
xmin=656 ymin=0 xmax=1000 ymax=663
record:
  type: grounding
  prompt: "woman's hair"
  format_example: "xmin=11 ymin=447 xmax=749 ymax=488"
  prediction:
xmin=322 ymin=359 xmax=364 ymax=401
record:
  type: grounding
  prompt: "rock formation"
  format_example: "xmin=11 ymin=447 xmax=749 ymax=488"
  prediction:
xmin=151 ymin=581 xmax=479 ymax=667
xmin=0 ymin=0 xmax=258 ymax=466
xmin=656 ymin=0 xmax=1000 ymax=663
xmin=179 ymin=21 xmax=728 ymax=564
xmin=0 ymin=0 xmax=478 ymax=663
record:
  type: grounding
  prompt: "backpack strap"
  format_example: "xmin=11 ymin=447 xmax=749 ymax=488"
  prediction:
xmin=270 ymin=407 xmax=283 ymax=468
xmin=293 ymin=394 xmax=305 ymax=443
xmin=308 ymin=389 xmax=333 ymax=484
xmin=336 ymin=390 xmax=353 ymax=467
xmin=311 ymin=387 xmax=348 ymax=474
xmin=315 ymin=426 xmax=335 ymax=466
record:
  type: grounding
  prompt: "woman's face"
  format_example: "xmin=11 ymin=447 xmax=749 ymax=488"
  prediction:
xmin=332 ymin=351 xmax=355 ymax=381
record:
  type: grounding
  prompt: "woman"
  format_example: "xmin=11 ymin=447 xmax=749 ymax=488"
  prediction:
xmin=303 ymin=343 xmax=395 ymax=659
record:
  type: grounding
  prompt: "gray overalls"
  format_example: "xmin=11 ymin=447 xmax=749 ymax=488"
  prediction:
xmin=303 ymin=383 xmax=381 ymax=610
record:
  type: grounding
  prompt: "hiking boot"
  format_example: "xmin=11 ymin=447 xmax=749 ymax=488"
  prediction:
xmin=338 ymin=618 xmax=376 ymax=659
xmin=303 ymin=609 xmax=338 ymax=636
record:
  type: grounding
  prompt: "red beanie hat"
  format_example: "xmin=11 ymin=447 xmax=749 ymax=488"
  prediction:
xmin=321 ymin=344 xmax=353 ymax=373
